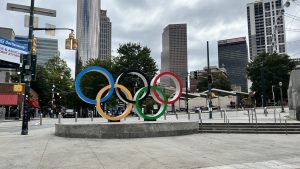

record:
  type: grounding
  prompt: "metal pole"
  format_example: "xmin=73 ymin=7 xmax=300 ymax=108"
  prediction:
xmin=75 ymin=112 xmax=78 ymax=122
xmin=91 ymin=109 xmax=93 ymax=122
xmin=58 ymin=112 xmax=61 ymax=124
xmin=280 ymin=85 xmax=285 ymax=113
xmin=207 ymin=41 xmax=212 ymax=119
xmin=164 ymin=112 xmax=166 ymax=120
xmin=39 ymin=113 xmax=42 ymax=125
xmin=21 ymin=0 xmax=34 ymax=135
xmin=274 ymin=109 xmax=277 ymax=123
xmin=186 ymin=76 xmax=188 ymax=115
xmin=272 ymin=85 xmax=275 ymax=107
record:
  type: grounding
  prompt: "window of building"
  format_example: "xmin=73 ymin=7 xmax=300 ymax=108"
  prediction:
xmin=279 ymin=44 xmax=285 ymax=53
xmin=264 ymin=2 xmax=271 ymax=11
xmin=278 ymin=34 xmax=285 ymax=43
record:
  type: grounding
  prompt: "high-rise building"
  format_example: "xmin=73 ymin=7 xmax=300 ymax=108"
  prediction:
xmin=99 ymin=10 xmax=111 ymax=60
xmin=218 ymin=37 xmax=248 ymax=92
xmin=161 ymin=24 xmax=188 ymax=88
xmin=247 ymin=0 xmax=286 ymax=59
xmin=15 ymin=35 xmax=59 ymax=65
xmin=76 ymin=0 xmax=101 ymax=73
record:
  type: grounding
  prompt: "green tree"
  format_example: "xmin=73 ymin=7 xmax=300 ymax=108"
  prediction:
xmin=197 ymin=72 xmax=232 ymax=92
xmin=30 ymin=56 xmax=73 ymax=111
xmin=114 ymin=43 xmax=158 ymax=96
xmin=247 ymin=52 xmax=296 ymax=105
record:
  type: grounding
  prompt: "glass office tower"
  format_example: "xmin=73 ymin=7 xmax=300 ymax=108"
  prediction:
xmin=76 ymin=0 xmax=101 ymax=74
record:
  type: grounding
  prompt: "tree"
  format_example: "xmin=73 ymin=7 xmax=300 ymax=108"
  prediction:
xmin=197 ymin=72 xmax=232 ymax=92
xmin=114 ymin=43 xmax=158 ymax=96
xmin=247 ymin=52 xmax=296 ymax=105
xmin=79 ymin=59 xmax=117 ymax=110
xmin=30 ymin=56 xmax=73 ymax=112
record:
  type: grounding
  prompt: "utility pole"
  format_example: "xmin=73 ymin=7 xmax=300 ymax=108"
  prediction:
xmin=21 ymin=0 xmax=35 ymax=135
xmin=207 ymin=41 xmax=212 ymax=119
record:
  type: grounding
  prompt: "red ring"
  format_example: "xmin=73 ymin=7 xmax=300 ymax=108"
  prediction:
xmin=152 ymin=72 xmax=183 ymax=104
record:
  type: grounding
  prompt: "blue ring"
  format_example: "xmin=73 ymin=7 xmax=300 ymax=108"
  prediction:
xmin=75 ymin=66 xmax=115 ymax=104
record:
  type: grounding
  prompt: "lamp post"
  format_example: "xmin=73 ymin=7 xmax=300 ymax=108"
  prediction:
xmin=207 ymin=41 xmax=212 ymax=119
xmin=272 ymin=85 xmax=276 ymax=107
xmin=279 ymin=82 xmax=285 ymax=113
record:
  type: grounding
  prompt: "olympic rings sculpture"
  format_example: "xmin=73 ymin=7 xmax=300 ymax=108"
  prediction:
xmin=75 ymin=66 xmax=183 ymax=121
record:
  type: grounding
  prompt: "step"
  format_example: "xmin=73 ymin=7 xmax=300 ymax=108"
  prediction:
xmin=199 ymin=125 xmax=300 ymax=128
xmin=199 ymin=127 xmax=300 ymax=131
xmin=199 ymin=130 xmax=300 ymax=134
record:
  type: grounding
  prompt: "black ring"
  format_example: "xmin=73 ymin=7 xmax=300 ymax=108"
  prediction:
xmin=115 ymin=70 xmax=151 ymax=104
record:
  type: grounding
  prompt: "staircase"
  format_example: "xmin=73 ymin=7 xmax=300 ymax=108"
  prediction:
xmin=199 ymin=123 xmax=300 ymax=134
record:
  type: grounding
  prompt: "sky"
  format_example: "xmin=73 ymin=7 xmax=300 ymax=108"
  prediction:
xmin=1 ymin=0 xmax=300 ymax=78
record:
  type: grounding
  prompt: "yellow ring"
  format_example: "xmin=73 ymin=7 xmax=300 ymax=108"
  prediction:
xmin=96 ymin=84 xmax=133 ymax=121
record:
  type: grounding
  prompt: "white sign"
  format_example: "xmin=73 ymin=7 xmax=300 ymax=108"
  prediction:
xmin=0 ymin=37 xmax=27 ymax=64
xmin=45 ymin=23 xmax=56 ymax=36
xmin=24 ymin=15 xmax=39 ymax=28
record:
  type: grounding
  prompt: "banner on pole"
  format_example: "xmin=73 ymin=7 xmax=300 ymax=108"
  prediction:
xmin=0 ymin=36 xmax=27 ymax=64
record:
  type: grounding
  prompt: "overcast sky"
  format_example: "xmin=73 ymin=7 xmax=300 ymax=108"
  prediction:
xmin=1 ymin=0 xmax=300 ymax=77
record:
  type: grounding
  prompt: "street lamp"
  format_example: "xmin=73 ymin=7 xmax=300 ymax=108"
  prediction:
xmin=279 ymin=82 xmax=285 ymax=113
xmin=272 ymin=85 xmax=276 ymax=107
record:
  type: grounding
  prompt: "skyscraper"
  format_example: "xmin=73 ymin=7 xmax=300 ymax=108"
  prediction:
xmin=247 ymin=0 xmax=286 ymax=59
xmin=76 ymin=0 xmax=101 ymax=73
xmin=15 ymin=35 xmax=59 ymax=65
xmin=99 ymin=10 xmax=111 ymax=60
xmin=218 ymin=37 xmax=248 ymax=92
xmin=161 ymin=24 xmax=188 ymax=88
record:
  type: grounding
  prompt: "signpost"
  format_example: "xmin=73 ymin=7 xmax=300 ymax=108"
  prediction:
xmin=7 ymin=1 xmax=56 ymax=135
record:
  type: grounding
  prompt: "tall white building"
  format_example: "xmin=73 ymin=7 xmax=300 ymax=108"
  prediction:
xmin=76 ymin=0 xmax=101 ymax=74
xmin=247 ymin=0 xmax=286 ymax=59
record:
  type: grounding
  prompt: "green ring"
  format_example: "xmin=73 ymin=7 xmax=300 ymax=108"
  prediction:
xmin=135 ymin=86 xmax=168 ymax=120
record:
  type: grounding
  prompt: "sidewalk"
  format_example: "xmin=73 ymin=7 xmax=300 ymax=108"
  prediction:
xmin=0 ymin=116 xmax=300 ymax=169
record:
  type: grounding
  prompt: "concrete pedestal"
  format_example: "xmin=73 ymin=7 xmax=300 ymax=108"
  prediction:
xmin=55 ymin=121 xmax=198 ymax=139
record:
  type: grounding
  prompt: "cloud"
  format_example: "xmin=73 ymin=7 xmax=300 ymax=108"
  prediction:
xmin=1 ymin=0 xmax=300 ymax=77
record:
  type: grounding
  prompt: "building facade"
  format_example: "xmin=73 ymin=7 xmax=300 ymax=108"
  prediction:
xmin=99 ymin=10 xmax=111 ymax=60
xmin=0 ymin=27 xmax=15 ymax=41
xmin=161 ymin=24 xmax=188 ymax=88
xmin=190 ymin=67 xmax=228 ymax=93
xmin=15 ymin=35 xmax=59 ymax=65
xmin=247 ymin=0 xmax=286 ymax=59
xmin=218 ymin=37 xmax=248 ymax=92
xmin=291 ymin=58 xmax=300 ymax=66
xmin=76 ymin=0 xmax=101 ymax=74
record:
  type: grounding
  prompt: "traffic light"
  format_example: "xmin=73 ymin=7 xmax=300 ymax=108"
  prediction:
xmin=194 ymin=71 xmax=198 ymax=79
xmin=65 ymin=30 xmax=78 ymax=50
xmin=72 ymin=39 xmax=78 ymax=50
xmin=31 ymin=35 xmax=37 ymax=54
xmin=65 ymin=38 xmax=71 ymax=50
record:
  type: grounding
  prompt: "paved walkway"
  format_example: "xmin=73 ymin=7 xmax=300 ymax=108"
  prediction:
xmin=0 ymin=117 xmax=300 ymax=169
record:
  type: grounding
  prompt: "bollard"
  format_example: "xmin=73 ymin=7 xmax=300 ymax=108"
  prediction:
xmin=164 ymin=112 xmax=167 ymax=120
xmin=58 ymin=112 xmax=61 ymax=124
xmin=138 ymin=114 xmax=140 ymax=120
xmin=40 ymin=113 xmax=42 ymax=126
xmin=274 ymin=109 xmax=277 ymax=123
xmin=176 ymin=112 xmax=178 ymax=120
xmin=220 ymin=110 xmax=223 ymax=118
xmin=75 ymin=112 xmax=78 ymax=122
xmin=91 ymin=111 xmax=93 ymax=122
xmin=285 ymin=119 xmax=288 ymax=135
xmin=188 ymin=111 xmax=190 ymax=120
xmin=247 ymin=110 xmax=250 ymax=124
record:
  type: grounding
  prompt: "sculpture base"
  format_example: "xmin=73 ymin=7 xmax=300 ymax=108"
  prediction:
xmin=55 ymin=121 xmax=198 ymax=139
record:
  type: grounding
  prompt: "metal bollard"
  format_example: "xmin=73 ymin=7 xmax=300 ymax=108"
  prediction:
xmin=75 ymin=112 xmax=78 ymax=122
xmin=91 ymin=111 xmax=93 ymax=122
xmin=176 ymin=112 xmax=178 ymax=120
xmin=221 ymin=110 xmax=223 ymax=118
xmin=188 ymin=111 xmax=190 ymax=120
xmin=138 ymin=115 xmax=140 ymax=120
xmin=164 ymin=112 xmax=167 ymax=120
xmin=274 ymin=109 xmax=277 ymax=123
xmin=58 ymin=112 xmax=61 ymax=124
xmin=247 ymin=110 xmax=250 ymax=124
xmin=285 ymin=119 xmax=288 ymax=135
xmin=39 ymin=113 xmax=42 ymax=125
